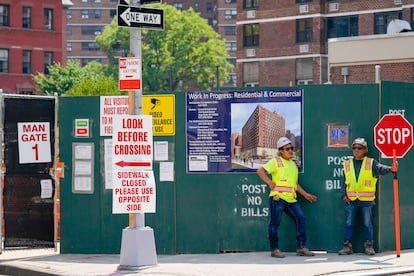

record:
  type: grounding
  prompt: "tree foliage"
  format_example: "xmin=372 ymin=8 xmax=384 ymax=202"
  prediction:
xmin=96 ymin=4 xmax=233 ymax=92
xmin=33 ymin=60 xmax=120 ymax=96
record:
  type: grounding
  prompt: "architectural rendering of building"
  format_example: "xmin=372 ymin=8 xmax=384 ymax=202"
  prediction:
xmin=241 ymin=104 xmax=286 ymax=159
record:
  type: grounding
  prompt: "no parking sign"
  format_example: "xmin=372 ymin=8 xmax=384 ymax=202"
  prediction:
xmin=17 ymin=122 xmax=51 ymax=164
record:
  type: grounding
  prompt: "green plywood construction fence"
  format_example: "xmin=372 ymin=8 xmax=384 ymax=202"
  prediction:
xmin=58 ymin=83 xmax=414 ymax=254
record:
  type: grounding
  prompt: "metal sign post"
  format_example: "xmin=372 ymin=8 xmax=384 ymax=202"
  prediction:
xmin=117 ymin=0 xmax=161 ymax=269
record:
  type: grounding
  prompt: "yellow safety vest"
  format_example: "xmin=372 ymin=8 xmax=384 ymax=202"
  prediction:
xmin=268 ymin=157 xmax=298 ymax=203
xmin=343 ymin=157 xmax=377 ymax=201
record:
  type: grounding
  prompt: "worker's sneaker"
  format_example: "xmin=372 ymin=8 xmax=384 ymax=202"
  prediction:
xmin=364 ymin=240 xmax=376 ymax=255
xmin=338 ymin=240 xmax=353 ymax=255
xmin=296 ymin=247 xmax=315 ymax=256
xmin=270 ymin=249 xmax=285 ymax=258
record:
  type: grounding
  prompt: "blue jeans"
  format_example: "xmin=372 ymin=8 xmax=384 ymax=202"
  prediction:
xmin=268 ymin=197 xmax=307 ymax=250
xmin=343 ymin=203 xmax=374 ymax=241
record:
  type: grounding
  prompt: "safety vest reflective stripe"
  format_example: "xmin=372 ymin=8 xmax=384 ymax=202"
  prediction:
xmin=365 ymin=158 xmax=372 ymax=170
xmin=273 ymin=186 xmax=294 ymax=193
xmin=345 ymin=160 xmax=350 ymax=172
xmin=275 ymin=157 xmax=284 ymax=168
xmin=346 ymin=192 xmax=375 ymax=197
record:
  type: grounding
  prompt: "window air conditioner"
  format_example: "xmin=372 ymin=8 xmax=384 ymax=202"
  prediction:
xmin=329 ymin=3 xmax=339 ymax=12
xmin=82 ymin=15 xmax=89 ymax=19
xmin=299 ymin=5 xmax=309 ymax=14
xmin=246 ymin=48 xmax=255 ymax=57
xmin=246 ymin=10 xmax=255 ymax=19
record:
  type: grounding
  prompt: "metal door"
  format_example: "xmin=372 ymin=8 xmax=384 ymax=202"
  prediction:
xmin=1 ymin=94 xmax=56 ymax=249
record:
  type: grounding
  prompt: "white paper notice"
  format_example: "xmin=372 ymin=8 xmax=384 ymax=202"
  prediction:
xmin=104 ymin=139 xmax=113 ymax=189
xmin=154 ymin=141 xmax=168 ymax=161
xmin=159 ymin=162 xmax=174 ymax=181
xmin=40 ymin=179 xmax=53 ymax=199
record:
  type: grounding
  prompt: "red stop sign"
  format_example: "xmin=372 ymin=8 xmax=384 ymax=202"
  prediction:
xmin=374 ymin=114 xmax=413 ymax=157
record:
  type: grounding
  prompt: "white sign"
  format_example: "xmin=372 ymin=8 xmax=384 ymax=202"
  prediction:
xmin=112 ymin=115 xmax=155 ymax=214
xmin=112 ymin=170 xmax=156 ymax=213
xmin=100 ymin=96 xmax=129 ymax=136
xmin=119 ymin=58 xmax=141 ymax=90
xmin=17 ymin=122 xmax=51 ymax=164
xmin=112 ymin=115 xmax=153 ymax=169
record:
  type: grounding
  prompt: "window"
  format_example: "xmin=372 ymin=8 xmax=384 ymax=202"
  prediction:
xmin=207 ymin=2 xmax=214 ymax=13
xmin=374 ymin=11 xmax=401 ymax=34
xmin=44 ymin=8 xmax=53 ymax=30
xmin=225 ymin=26 xmax=236 ymax=35
xmin=82 ymin=42 xmax=100 ymax=51
xmin=67 ymin=9 xmax=72 ymax=19
xmin=296 ymin=58 xmax=313 ymax=85
xmin=22 ymin=50 xmax=32 ymax=74
xmin=44 ymin=52 xmax=53 ymax=74
xmin=67 ymin=25 xmax=72 ymax=35
xmin=226 ymin=41 xmax=237 ymax=52
xmin=22 ymin=7 xmax=32 ymax=28
xmin=0 ymin=49 xmax=9 ymax=73
xmin=225 ymin=9 xmax=237 ymax=20
xmin=296 ymin=0 xmax=312 ymax=3
xmin=327 ymin=16 xmax=358 ymax=38
xmin=243 ymin=0 xmax=258 ymax=9
xmin=110 ymin=9 xmax=116 ymax=18
xmin=243 ymin=24 xmax=259 ymax=47
xmin=243 ymin=62 xmax=259 ymax=85
xmin=194 ymin=3 xmax=199 ymax=11
xmin=0 ymin=5 xmax=9 ymax=26
xmin=82 ymin=25 xmax=101 ymax=35
xmin=296 ymin=18 xmax=312 ymax=43
xmin=67 ymin=42 xmax=72 ymax=52
xmin=173 ymin=3 xmax=183 ymax=11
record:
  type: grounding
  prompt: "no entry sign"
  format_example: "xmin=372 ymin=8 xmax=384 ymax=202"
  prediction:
xmin=17 ymin=122 xmax=51 ymax=164
xmin=374 ymin=114 xmax=413 ymax=158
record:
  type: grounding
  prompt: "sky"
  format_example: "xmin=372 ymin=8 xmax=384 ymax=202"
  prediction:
xmin=231 ymin=102 xmax=302 ymax=136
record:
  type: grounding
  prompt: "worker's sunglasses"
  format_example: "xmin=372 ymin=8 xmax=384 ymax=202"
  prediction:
xmin=352 ymin=146 xmax=365 ymax=150
xmin=282 ymin=146 xmax=294 ymax=151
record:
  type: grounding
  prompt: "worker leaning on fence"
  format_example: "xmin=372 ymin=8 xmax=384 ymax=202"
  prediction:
xmin=338 ymin=137 xmax=398 ymax=256
xmin=257 ymin=137 xmax=317 ymax=258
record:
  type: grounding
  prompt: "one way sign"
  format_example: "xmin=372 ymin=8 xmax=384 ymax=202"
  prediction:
xmin=118 ymin=5 xmax=164 ymax=30
xmin=119 ymin=0 xmax=161 ymax=5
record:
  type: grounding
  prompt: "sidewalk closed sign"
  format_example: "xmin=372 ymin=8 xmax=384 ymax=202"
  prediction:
xmin=112 ymin=115 xmax=156 ymax=213
xmin=17 ymin=122 xmax=51 ymax=164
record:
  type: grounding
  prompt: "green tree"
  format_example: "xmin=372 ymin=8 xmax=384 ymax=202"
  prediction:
xmin=66 ymin=76 xmax=123 ymax=96
xmin=33 ymin=60 xmax=119 ymax=96
xmin=96 ymin=4 xmax=233 ymax=92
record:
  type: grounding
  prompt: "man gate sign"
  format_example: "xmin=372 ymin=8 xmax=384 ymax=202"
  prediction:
xmin=374 ymin=114 xmax=413 ymax=158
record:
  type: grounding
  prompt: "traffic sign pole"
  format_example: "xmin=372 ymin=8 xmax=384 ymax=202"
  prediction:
xmin=392 ymin=149 xmax=401 ymax=257
xmin=374 ymin=114 xmax=412 ymax=258
xmin=118 ymin=0 xmax=157 ymax=269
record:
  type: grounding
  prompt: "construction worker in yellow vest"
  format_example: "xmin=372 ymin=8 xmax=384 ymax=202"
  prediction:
xmin=257 ymin=137 xmax=317 ymax=258
xmin=338 ymin=137 xmax=398 ymax=256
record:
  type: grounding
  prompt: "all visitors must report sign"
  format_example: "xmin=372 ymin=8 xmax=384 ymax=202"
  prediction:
xmin=112 ymin=115 xmax=155 ymax=213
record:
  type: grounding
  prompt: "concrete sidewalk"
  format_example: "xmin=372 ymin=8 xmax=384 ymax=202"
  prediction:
xmin=1 ymin=247 xmax=414 ymax=276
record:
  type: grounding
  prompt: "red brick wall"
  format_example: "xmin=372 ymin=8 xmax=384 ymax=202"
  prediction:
xmin=330 ymin=63 xmax=414 ymax=84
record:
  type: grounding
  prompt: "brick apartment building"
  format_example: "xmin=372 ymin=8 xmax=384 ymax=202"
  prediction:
xmin=67 ymin=0 xmax=238 ymax=86
xmin=237 ymin=0 xmax=414 ymax=87
xmin=0 ymin=0 xmax=72 ymax=94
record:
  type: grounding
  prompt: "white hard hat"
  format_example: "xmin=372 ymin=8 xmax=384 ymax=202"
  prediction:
xmin=277 ymin=137 xmax=292 ymax=149
xmin=352 ymin=137 xmax=368 ymax=150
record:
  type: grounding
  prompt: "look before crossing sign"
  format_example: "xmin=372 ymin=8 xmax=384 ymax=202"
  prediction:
xmin=112 ymin=115 xmax=156 ymax=214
